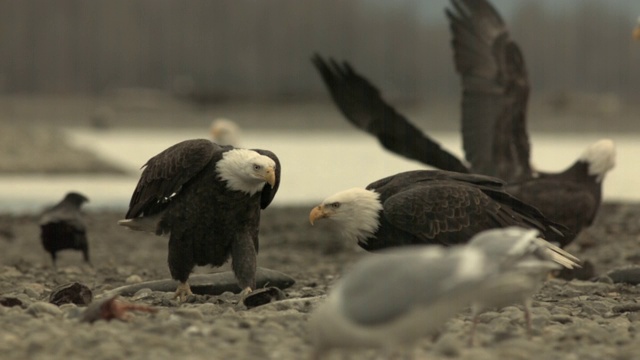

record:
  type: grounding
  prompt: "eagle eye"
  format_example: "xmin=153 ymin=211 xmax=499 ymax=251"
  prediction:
xmin=330 ymin=202 xmax=341 ymax=209
xmin=253 ymin=164 xmax=262 ymax=171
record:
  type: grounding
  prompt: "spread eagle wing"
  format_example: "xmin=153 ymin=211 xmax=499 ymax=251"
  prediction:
xmin=312 ymin=54 xmax=469 ymax=174
xmin=125 ymin=139 xmax=222 ymax=219
xmin=446 ymin=0 xmax=532 ymax=182
xmin=252 ymin=149 xmax=281 ymax=209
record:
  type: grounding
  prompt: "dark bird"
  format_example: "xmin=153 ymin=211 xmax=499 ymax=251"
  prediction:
xmin=311 ymin=0 xmax=615 ymax=246
xmin=39 ymin=192 xmax=90 ymax=266
xmin=118 ymin=139 xmax=280 ymax=300
xmin=309 ymin=170 xmax=565 ymax=251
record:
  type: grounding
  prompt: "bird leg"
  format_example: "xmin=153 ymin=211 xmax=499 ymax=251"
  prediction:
xmin=174 ymin=282 xmax=193 ymax=301
xmin=468 ymin=305 xmax=480 ymax=347
xmin=231 ymin=234 xmax=257 ymax=297
xmin=523 ymin=298 xmax=533 ymax=338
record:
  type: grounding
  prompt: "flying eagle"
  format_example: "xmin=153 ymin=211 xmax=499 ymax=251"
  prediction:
xmin=118 ymin=139 xmax=280 ymax=300
xmin=309 ymin=170 xmax=567 ymax=250
xmin=311 ymin=0 xmax=615 ymax=246
xmin=39 ymin=192 xmax=90 ymax=266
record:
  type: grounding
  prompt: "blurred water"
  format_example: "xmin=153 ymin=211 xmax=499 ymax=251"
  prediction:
xmin=0 ymin=127 xmax=636 ymax=213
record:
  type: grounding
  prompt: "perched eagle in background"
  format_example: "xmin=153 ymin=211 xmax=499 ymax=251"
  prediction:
xmin=310 ymin=170 xmax=568 ymax=251
xmin=210 ymin=118 xmax=241 ymax=147
xmin=311 ymin=0 xmax=616 ymax=247
xmin=118 ymin=139 xmax=280 ymax=300
xmin=633 ymin=16 xmax=640 ymax=40
xmin=39 ymin=192 xmax=90 ymax=266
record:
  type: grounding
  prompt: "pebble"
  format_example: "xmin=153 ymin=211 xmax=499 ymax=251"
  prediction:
xmin=0 ymin=266 xmax=22 ymax=278
xmin=27 ymin=302 xmax=62 ymax=317
xmin=433 ymin=333 xmax=461 ymax=357
xmin=126 ymin=275 xmax=143 ymax=284
xmin=174 ymin=308 xmax=204 ymax=321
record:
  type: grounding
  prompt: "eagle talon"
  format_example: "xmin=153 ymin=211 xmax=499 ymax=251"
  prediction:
xmin=240 ymin=287 xmax=253 ymax=297
xmin=174 ymin=282 xmax=193 ymax=302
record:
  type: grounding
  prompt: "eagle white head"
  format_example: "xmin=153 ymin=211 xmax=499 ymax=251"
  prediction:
xmin=309 ymin=188 xmax=383 ymax=244
xmin=578 ymin=139 xmax=615 ymax=182
xmin=216 ymin=149 xmax=276 ymax=195
xmin=210 ymin=118 xmax=240 ymax=146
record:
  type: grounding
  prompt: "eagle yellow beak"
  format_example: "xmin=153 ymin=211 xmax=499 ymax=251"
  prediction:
xmin=309 ymin=205 xmax=328 ymax=225
xmin=264 ymin=167 xmax=276 ymax=188
xmin=634 ymin=26 xmax=640 ymax=40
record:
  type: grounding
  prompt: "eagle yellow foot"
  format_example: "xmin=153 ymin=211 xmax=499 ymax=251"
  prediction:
xmin=239 ymin=287 xmax=253 ymax=296
xmin=174 ymin=282 xmax=193 ymax=302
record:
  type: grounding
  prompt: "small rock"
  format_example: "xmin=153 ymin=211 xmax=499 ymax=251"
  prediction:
xmin=131 ymin=288 xmax=153 ymax=301
xmin=27 ymin=301 xmax=63 ymax=317
xmin=49 ymin=282 xmax=93 ymax=306
xmin=174 ymin=308 xmax=204 ymax=321
xmin=433 ymin=333 xmax=461 ymax=357
xmin=126 ymin=275 xmax=143 ymax=284
xmin=23 ymin=283 xmax=48 ymax=298
xmin=0 ymin=296 xmax=23 ymax=308
xmin=0 ymin=266 xmax=22 ymax=278
xmin=242 ymin=287 xmax=286 ymax=309
xmin=550 ymin=314 xmax=573 ymax=324
xmin=612 ymin=303 xmax=640 ymax=314
xmin=606 ymin=266 xmax=640 ymax=285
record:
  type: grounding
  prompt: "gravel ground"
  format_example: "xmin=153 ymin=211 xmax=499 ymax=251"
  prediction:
xmin=1 ymin=98 xmax=639 ymax=359
xmin=0 ymin=203 xmax=639 ymax=360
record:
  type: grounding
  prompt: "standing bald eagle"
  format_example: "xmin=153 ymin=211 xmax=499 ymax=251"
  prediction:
xmin=40 ymin=192 xmax=90 ymax=266
xmin=309 ymin=170 xmax=565 ymax=251
xmin=118 ymin=139 xmax=280 ymax=300
xmin=310 ymin=0 xmax=616 ymax=247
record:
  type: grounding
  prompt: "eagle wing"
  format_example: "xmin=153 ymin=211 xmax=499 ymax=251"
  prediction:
xmin=312 ymin=54 xmax=469 ymax=173
xmin=381 ymin=182 xmax=500 ymax=245
xmin=447 ymin=0 xmax=532 ymax=181
xmin=252 ymin=149 xmax=281 ymax=209
xmin=373 ymin=170 xmax=567 ymax=246
xmin=125 ymin=139 xmax=221 ymax=218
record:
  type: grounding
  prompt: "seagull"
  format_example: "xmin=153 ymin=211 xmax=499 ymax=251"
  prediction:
xmin=309 ymin=245 xmax=508 ymax=358
xmin=466 ymin=227 xmax=581 ymax=344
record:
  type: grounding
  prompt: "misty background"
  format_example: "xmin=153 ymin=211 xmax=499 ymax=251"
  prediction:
xmin=1 ymin=0 xmax=640 ymax=210
xmin=1 ymin=0 xmax=639 ymax=103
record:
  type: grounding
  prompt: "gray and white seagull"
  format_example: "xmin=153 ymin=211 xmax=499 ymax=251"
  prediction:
xmin=466 ymin=226 xmax=581 ymax=344
xmin=309 ymin=245 xmax=493 ymax=358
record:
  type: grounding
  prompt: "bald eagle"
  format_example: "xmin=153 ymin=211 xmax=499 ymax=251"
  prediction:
xmin=311 ymin=0 xmax=615 ymax=246
xmin=310 ymin=170 xmax=566 ymax=251
xmin=118 ymin=139 xmax=280 ymax=300
xmin=39 ymin=192 xmax=90 ymax=266
xmin=210 ymin=118 xmax=240 ymax=146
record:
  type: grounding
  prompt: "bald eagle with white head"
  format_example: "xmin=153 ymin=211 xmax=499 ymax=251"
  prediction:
xmin=119 ymin=139 xmax=280 ymax=300
xmin=310 ymin=170 xmax=566 ymax=251
xmin=210 ymin=118 xmax=240 ymax=147
xmin=311 ymin=0 xmax=616 ymax=247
